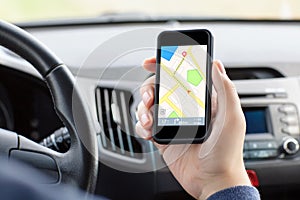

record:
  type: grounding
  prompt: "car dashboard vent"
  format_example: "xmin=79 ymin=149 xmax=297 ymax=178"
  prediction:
xmin=226 ymin=67 xmax=284 ymax=80
xmin=95 ymin=87 xmax=143 ymax=159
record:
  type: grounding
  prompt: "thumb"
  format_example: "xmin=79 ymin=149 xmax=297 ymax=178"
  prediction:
xmin=212 ymin=60 xmax=240 ymax=111
xmin=199 ymin=60 xmax=244 ymax=158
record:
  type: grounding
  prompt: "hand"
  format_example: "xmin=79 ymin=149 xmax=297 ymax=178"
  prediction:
xmin=135 ymin=58 xmax=251 ymax=199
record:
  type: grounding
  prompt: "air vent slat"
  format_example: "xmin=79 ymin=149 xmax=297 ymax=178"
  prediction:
xmin=95 ymin=89 xmax=107 ymax=148
xmin=120 ymin=91 xmax=134 ymax=157
xmin=95 ymin=87 xmax=143 ymax=159
xmin=117 ymin=126 xmax=125 ymax=154
xmin=104 ymin=89 xmax=116 ymax=151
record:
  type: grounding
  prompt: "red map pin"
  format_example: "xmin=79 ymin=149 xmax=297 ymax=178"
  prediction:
xmin=182 ymin=51 xmax=187 ymax=57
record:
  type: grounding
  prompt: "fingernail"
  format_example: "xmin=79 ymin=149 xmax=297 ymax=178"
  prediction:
xmin=141 ymin=113 xmax=150 ymax=126
xmin=216 ymin=62 xmax=225 ymax=74
xmin=142 ymin=91 xmax=151 ymax=106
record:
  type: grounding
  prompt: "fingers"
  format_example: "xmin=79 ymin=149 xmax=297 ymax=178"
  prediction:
xmin=136 ymin=120 xmax=168 ymax=153
xmin=139 ymin=75 xmax=155 ymax=108
xmin=136 ymin=58 xmax=157 ymax=141
xmin=135 ymin=100 xmax=153 ymax=139
xmin=139 ymin=57 xmax=156 ymax=108
xmin=136 ymin=121 xmax=152 ymax=140
xmin=137 ymin=101 xmax=153 ymax=129
xmin=143 ymin=57 xmax=156 ymax=73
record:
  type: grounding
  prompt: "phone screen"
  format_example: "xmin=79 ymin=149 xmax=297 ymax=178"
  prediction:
xmin=158 ymin=45 xmax=207 ymax=126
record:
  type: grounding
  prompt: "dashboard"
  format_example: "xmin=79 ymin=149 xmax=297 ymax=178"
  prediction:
xmin=1 ymin=20 xmax=300 ymax=199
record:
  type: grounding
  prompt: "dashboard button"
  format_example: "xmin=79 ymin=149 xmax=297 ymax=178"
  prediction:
xmin=263 ymin=141 xmax=277 ymax=149
xmin=274 ymin=92 xmax=287 ymax=98
xmin=248 ymin=142 xmax=258 ymax=149
xmin=280 ymin=116 xmax=299 ymax=126
xmin=248 ymin=150 xmax=278 ymax=159
xmin=282 ymin=126 xmax=300 ymax=135
xmin=246 ymin=170 xmax=259 ymax=187
xmin=247 ymin=141 xmax=277 ymax=150
xmin=278 ymin=105 xmax=297 ymax=114
xmin=282 ymin=137 xmax=299 ymax=155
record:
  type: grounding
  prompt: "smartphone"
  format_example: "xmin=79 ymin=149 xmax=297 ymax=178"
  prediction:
xmin=153 ymin=29 xmax=213 ymax=144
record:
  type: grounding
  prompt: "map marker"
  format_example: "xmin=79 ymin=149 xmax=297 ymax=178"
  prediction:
xmin=182 ymin=51 xmax=187 ymax=57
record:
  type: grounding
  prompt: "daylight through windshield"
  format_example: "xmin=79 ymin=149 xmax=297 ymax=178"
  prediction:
xmin=1 ymin=0 xmax=300 ymax=23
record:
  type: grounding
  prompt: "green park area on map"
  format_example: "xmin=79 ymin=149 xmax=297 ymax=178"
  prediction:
xmin=168 ymin=111 xmax=179 ymax=118
xmin=187 ymin=69 xmax=203 ymax=86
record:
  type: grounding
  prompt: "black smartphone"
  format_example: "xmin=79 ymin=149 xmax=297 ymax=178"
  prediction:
xmin=153 ymin=29 xmax=213 ymax=144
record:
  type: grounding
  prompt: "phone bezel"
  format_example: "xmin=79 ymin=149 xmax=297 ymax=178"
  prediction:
xmin=153 ymin=29 xmax=213 ymax=144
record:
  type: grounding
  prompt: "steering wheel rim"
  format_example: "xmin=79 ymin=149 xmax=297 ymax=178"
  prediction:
xmin=0 ymin=20 xmax=98 ymax=193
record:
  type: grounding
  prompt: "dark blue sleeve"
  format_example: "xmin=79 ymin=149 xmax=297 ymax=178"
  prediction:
xmin=207 ymin=186 xmax=260 ymax=200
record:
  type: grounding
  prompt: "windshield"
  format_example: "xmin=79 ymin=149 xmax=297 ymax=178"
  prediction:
xmin=1 ymin=0 xmax=300 ymax=23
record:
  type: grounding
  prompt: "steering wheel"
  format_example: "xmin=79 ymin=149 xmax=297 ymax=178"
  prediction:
xmin=0 ymin=21 xmax=98 ymax=193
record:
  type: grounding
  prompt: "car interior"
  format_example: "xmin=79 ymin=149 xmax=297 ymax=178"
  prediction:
xmin=1 ymin=1 xmax=300 ymax=199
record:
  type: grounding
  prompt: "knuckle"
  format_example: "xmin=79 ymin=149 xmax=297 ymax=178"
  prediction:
xmin=139 ymin=77 xmax=154 ymax=95
xmin=137 ymin=101 xmax=146 ymax=117
xmin=137 ymin=101 xmax=144 ymax=111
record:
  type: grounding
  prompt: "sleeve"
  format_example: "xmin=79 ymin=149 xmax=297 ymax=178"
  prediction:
xmin=207 ymin=186 xmax=260 ymax=200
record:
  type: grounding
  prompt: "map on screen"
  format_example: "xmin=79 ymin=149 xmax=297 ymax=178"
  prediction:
xmin=158 ymin=45 xmax=207 ymax=126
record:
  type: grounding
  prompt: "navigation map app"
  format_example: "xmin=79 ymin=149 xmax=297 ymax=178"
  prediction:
xmin=158 ymin=45 xmax=207 ymax=126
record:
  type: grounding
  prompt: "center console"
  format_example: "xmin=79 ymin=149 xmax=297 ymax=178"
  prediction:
xmin=243 ymin=104 xmax=300 ymax=160
xmin=236 ymin=77 xmax=300 ymax=199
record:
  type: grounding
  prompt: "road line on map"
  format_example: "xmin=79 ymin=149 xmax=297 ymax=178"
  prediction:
xmin=161 ymin=64 xmax=189 ymax=91
xmin=159 ymin=83 xmax=180 ymax=104
xmin=165 ymin=98 xmax=184 ymax=117
xmin=174 ymin=57 xmax=184 ymax=74
xmin=187 ymin=46 xmax=205 ymax=80
xmin=189 ymin=92 xmax=205 ymax=108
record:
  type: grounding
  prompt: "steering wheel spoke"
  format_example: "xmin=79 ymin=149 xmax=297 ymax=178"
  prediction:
xmin=0 ymin=128 xmax=18 ymax=158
